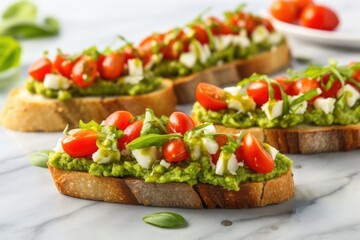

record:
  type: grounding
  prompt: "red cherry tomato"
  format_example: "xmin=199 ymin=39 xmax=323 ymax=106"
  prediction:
xmin=62 ymin=129 xmax=98 ymax=157
xmin=246 ymin=81 xmax=282 ymax=106
xmin=54 ymin=54 xmax=75 ymax=78
xmin=161 ymin=29 xmax=189 ymax=60
xmin=162 ymin=138 xmax=189 ymax=162
xmin=191 ymin=25 xmax=209 ymax=45
xmin=166 ymin=112 xmax=195 ymax=135
xmin=206 ymin=16 xmax=232 ymax=35
xmin=117 ymin=120 xmax=144 ymax=150
xmin=239 ymin=133 xmax=274 ymax=173
xmin=104 ymin=111 xmax=133 ymax=131
xmin=196 ymin=83 xmax=228 ymax=111
xmin=28 ymin=57 xmax=52 ymax=81
xmin=292 ymin=77 xmax=319 ymax=95
xmin=210 ymin=134 xmax=229 ymax=165
xmin=261 ymin=18 xmax=275 ymax=32
xmin=270 ymin=0 xmax=300 ymax=23
xmin=350 ymin=69 xmax=360 ymax=90
xmin=274 ymin=76 xmax=295 ymax=96
xmin=319 ymin=73 xmax=342 ymax=98
xmin=300 ymin=5 xmax=339 ymax=31
xmin=98 ymin=52 xmax=125 ymax=80
xmin=122 ymin=46 xmax=137 ymax=62
xmin=227 ymin=12 xmax=258 ymax=34
xmin=71 ymin=56 xmax=98 ymax=88
xmin=289 ymin=0 xmax=313 ymax=11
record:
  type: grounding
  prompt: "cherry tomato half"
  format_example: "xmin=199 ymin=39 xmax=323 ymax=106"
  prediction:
xmin=292 ymin=77 xmax=319 ymax=95
xmin=350 ymin=69 xmax=360 ymax=90
xmin=270 ymin=0 xmax=300 ymax=24
xmin=98 ymin=52 xmax=125 ymax=80
xmin=62 ymin=129 xmax=98 ymax=157
xmin=300 ymin=4 xmax=339 ymax=31
xmin=246 ymin=81 xmax=282 ymax=106
xmin=196 ymin=83 xmax=228 ymax=111
xmin=162 ymin=138 xmax=189 ymax=162
xmin=161 ymin=29 xmax=189 ymax=60
xmin=191 ymin=25 xmax=209 ymax=45
xmin=54 ymin=54 xmax=75 ymax=78
xmin=71 ymin=56 xmax=98 ymax=88
xmin=104 ymin=111 xmax=133 ymax=131
xmin=240 ymin=133 xmax=274 ymax=173
xmin=117 ymin=120 xmax=144 ymax=150
xmin=166 ymin=112 xmax=195 ymax=135
xmin=28 ymin=57 xmax=52 ymax=81
xmin=319 ymin=73 xmax=342 ymax=98
xmin=274 ymin=76 xmax=295 ymax=96
xmin=122 ymin=45 xmax=137 ymax=63
xmin=206 ymin=16 xmax=232 ymax=36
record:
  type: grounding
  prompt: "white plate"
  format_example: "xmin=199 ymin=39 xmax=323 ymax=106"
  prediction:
xmin=272 ymin=18 xmax=360 ymax=49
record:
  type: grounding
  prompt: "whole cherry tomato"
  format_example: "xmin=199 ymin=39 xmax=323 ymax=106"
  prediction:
xmin=196 ymin=83 xmax=228 ymax=111
xmin=166 ymin=112 xmax=195 ymax=135
xmin=98 ymin=52 xmax=125 ymax=80
xmin=300 ymin=4 xmax=339 ymax=31
xmin=62 ymin=129 xmax=98 ymax=157
xmin=270 ymin=0 xmax=300 ymax=24
xmin=28 ymin=57 xmax=52 ymax=81
xmin=162 ymin=138 xmax=189 ymax=162
xmin=104 ymin=111 xmax=133 ymax=131
xmin=71 ymin=56 xmax=98 ymax=88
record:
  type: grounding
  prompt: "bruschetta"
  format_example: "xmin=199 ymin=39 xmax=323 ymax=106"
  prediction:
xmin=1 ymin=47 xmax=176 ymax=132
xmin=192 ymin=61 xmax=360 ymax=154
xmin=47 ymin=109 xmax=294 ymax=208
xmin=135 ymin=5 xmax=291 ymax=103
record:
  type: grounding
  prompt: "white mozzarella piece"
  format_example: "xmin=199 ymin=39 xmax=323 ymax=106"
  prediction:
xmin=288 ymin=95 xmax=308 ymax=114
xmin=200 ymin=124 xmax=216 ymax=134
xmin=123 ymin=75 xmax=144 ymax=85
xmin=215 ymin=152 xmax=238 ymax=176
xmin=227 ymin=96 xmax=256 ymax=113
xmin=190 ymin=41 xmax=211 ymax=64
xmin=252 ymin=25 xmax=270 ymax=44
xmin=339 ymin=84 xmax=360 ymax=107
xmin=128 ymin=59 xmax=143 ymax=76
xmin=314 ymin=97 xmax=336 ymax=114
xmin=179 ymin=52 xmax=197 ymax=68
xmin=202 ymin=137 xmax=219 ymax=155
xmin=53 ymin=138 xmax=64 ymax=153
xmin=43 ymin=74 xmax=72 ymax=90
xmin=261 ymin=100 xmax=283 ymax=120
xmin=213 ymin=35 xmax=234 ymax=51
xmin=131 ymin=146 xmax=158 ymax=169
xmin=160 ymin=159 xmax=171 ymax=169
xmin=92 ymin=149 xmax=121 ymax=164
xmin=232 ymin=29 xmax=250 ymax=48
xmin=263 ymin=143 xmax=278 ymax=160
xmin=223 ymin=86 xmax=242 ymax=96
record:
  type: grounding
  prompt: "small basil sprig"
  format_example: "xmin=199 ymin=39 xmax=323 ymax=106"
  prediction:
xmin=0 ymin=1 xmax=60 ymax=39
xmin=143 ymin=212 xmax=186 ymax=228
xmin=0 ymin=36 xmax=21 ymax=72
xmin=28 ymin=150 xmax=52 ymax=168
xmin=126 ymin=133 xmax=181 ymax=150
xmin=140 ymin=108 xmax=167 ymax=136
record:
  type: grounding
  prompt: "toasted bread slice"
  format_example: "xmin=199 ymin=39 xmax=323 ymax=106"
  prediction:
xmin=173 ymin=42 xmax=291 ymax=103
xmin=193 ymin=115 xmax=360 ymax=154
xmin=1 ymin=79 xmax=176 ymax=132
xmin=48 ymin=164 xmax=294 ymax=209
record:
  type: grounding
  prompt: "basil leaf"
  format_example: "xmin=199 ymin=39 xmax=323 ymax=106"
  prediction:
xmin=127 ymin=133 xmax=181 ymax=150
xmin=2 ymin=1 xmax=37 ymax=21
xmin=28 ymin=150 xmax=52 ymax=168
xmin=143 ymin=212 xmax=186 ymax=228
xmin=290 ymin=89 xmax=320 ymax=107
xmin=140 ymin=108 xmax=167 ymax=136
xmin=0 ymin=17 xmax=59 ymax=39
xmin=0 ymin=36 xmax=21 ymax=72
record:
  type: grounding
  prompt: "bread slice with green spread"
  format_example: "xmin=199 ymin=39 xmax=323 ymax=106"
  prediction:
xmin=0 ymin=47 xmax=177 ymax=132
xmin=47 ymin=109 xmax=294 ymax=208
xmin=136 ymin=5 xmax=291 ymax=103
xmin=191 ymin=61 xmax=360 ymax=154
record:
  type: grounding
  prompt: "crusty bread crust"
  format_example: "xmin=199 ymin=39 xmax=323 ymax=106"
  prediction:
xmin=0 ymin=80 xmax=176 ymax=132
xmin=174 ymin=42 xmax=291 ymax=103
xmin=192 ymin=115 xmax=360 ymax=154
xmin=48 ymin=164 xmax=294 ymax=209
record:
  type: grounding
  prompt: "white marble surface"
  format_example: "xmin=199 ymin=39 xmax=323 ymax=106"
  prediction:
xmin=1 ymin=0 xmax=360 ymax=239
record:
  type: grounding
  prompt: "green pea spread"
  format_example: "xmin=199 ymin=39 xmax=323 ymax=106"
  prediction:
xmin=48 ymin=151 xmax=292 ymax=191
xmin=192 ymin=101 xmax=360 ymax=129
xmin=26 ymin=76 xmax=162 ymax=101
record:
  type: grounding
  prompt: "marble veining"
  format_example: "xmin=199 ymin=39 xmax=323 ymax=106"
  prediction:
xmin=1 ymin=0 xmax=360 ymax=239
